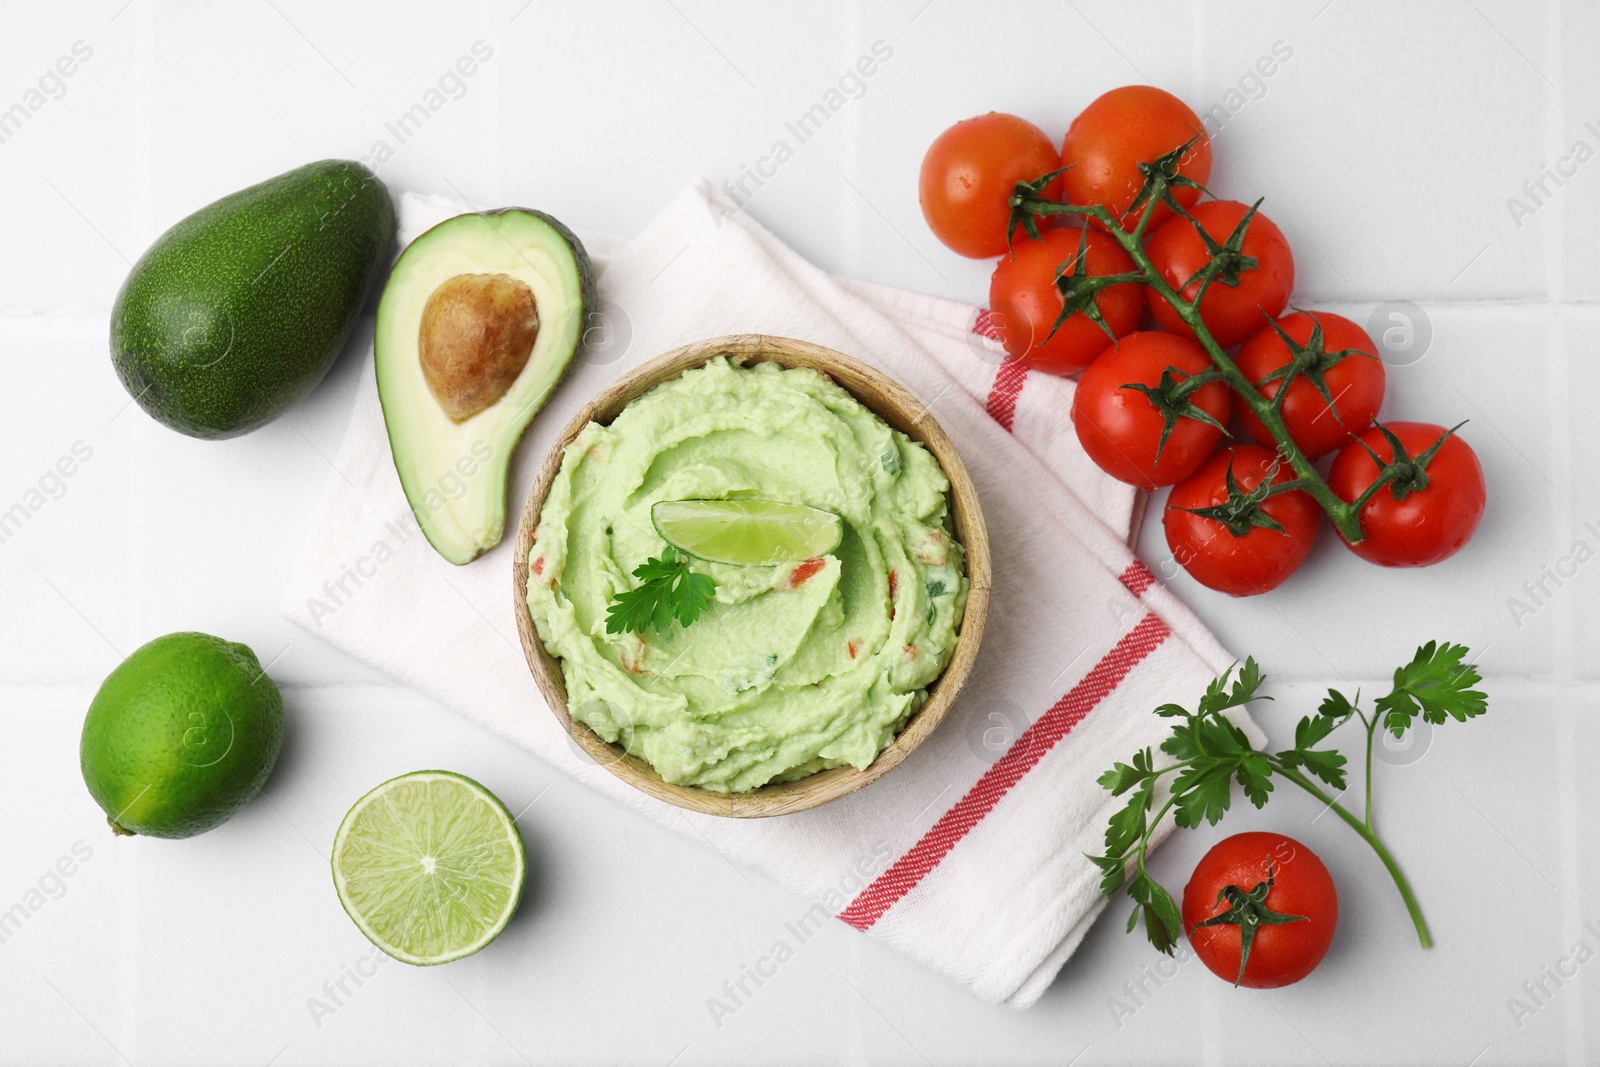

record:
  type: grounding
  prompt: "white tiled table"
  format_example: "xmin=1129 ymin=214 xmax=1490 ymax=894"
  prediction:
xmin=2 ymin=2 xmax=1594 ymax=1063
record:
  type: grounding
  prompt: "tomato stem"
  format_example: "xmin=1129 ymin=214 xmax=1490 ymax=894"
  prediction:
xmin=1274 ymin=763 xmax=1433 ymax=949
xmin=1010 ymin=182 xmax=1370 ymax=544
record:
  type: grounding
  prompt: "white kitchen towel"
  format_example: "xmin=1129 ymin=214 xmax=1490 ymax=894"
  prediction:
xmin=283 ymin=184 xmax=1251 ymax=1007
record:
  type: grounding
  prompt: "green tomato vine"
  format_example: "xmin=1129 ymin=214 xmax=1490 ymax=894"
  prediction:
xmin=1006 ymin=138 xmax=1462 ymax=546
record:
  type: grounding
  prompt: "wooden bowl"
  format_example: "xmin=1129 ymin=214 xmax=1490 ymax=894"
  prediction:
xmin=511 ymin=334 xmax=991 ymax=817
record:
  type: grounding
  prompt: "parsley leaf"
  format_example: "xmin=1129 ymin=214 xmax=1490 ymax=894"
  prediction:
xmin=1286 ymin=746 xmax=1348 ymax=790
xmin=1172 ymin=762 xmax=1236 ymax=828
xmin=1127 ymin=869 xmax=1184 ymax=955
xmin=1273 ymin=709 xmax=1350 ymax=790
xmin=604 ymin=547 xmax=716 ymax=636
xmin=1235 ymin=753 xmax=1275 ymax=808
xmin=1374 ymin=641 xmax=1486 ymax=737
xmin=1318 ymin=687 xmax=1357 ymax=722
xmin=1097 ymin=747 xmax=1156 ymax=796
xmin=1199 ymin=657 xmax=1267 ymax=716
xmin=1103 ymin=779 xmax=1155 ymax=859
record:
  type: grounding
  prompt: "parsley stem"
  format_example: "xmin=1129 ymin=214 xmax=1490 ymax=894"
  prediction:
xmin=1140 ymin=794 xmax=1182 ymax=856
xmin=1274 ymin=763 xmax=1433 ymax=949
xmin=1364 ymin=716 xmax=1378 ymax=834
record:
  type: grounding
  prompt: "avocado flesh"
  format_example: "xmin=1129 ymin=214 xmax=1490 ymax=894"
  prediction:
xmin=376 ymin=210 xmax=593 ymax=565
xmin=110 ymin=160 xmax=395 ymax=439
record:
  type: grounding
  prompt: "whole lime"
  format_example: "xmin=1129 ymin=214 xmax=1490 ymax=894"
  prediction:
xmin=80 ymin=632 xmax=284 ymax=839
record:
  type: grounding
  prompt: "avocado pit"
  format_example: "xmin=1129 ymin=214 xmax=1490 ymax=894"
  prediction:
xmin=376 ymin=207 xmax=593 ymax=565
xmin=418 ymin=272 xmax=539 ymax=422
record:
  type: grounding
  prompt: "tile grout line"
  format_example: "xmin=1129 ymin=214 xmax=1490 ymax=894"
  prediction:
xmin=1543 ymin=5 xmax=1583 ymax=1063
xmin=837 ymin=0 xmax=863 ymax=287
xmin=1545 ymin=0 xmax=1573 ymax=687
xmin=485 ymin=0 xmax=502 ymax=206
xmin=1558 ymin=695 xmax=1583 ymax=1067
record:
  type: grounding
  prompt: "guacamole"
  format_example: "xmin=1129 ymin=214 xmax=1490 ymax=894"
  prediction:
xmin=526 ymin=356 xmax=967 ymax=793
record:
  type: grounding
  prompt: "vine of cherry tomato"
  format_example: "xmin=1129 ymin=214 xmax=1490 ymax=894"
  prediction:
xmin=1328 ymin=421 xmax=1487 ymax=567
xmin=1163 ymin=445 xmax=1320 ymax=596
xmin=1234 ymin=311 xmax=1386 ymax=460
xmin=918 ymin=112 xmax=1062 ymax=258
xmin=989 ymin=229 xmax=1140 ymax=375
xmin=917 ymin=84 xmax=1486 ymax=597
xmin=1145 ymin=200 xmax=1294 ymax=347
xmin=1072 ymin=332 xmax=1229 ymax=490
xmin=1061 ymin=85 xmax=1211 ymax=233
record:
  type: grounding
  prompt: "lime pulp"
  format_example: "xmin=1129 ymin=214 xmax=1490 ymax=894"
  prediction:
xmin=651 ymin=499 xmax=842 ymax=566
xmin=331 ymin=770 xmax=526 ymax=966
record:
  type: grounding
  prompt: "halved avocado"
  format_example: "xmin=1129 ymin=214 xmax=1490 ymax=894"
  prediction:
xmin=376 ymin=210 xmax=594 ymax=564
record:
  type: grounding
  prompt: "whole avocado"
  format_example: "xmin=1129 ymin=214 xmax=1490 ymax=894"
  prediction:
xmin=110 ymin=160 xmax=396 ymax=439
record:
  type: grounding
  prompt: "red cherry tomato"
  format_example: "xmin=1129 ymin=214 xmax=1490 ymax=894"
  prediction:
xmin=989 ymin=229 xmax=1143 ymax=376
xmin=1183 ymin=832 xmax=1338 ymax=989
xmin=1164 ymin=445 xmax=1321 ymax=596
xmin=1060 ymin=85 xmax=1211 ymax=233
xmin=1327 ymin=422 xmax=1486 ymax=567
xmin=1071 ymin=331 xmax=1230 ymax=489
xmin=1145 ymin=200 xmax=1295 ymax=347
xmin=1235 ymin=311 xmax=1386 ymax=460
xmin=919 ymin=113 xmax=1062 ymax=258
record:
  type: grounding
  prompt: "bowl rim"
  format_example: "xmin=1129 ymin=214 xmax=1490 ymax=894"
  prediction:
xmin=510 ymin=333 xmax=991 ymax=818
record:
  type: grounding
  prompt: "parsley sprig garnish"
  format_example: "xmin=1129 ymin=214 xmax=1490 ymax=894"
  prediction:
xmin=1091 ymin=641 xmax=1486 ymax=956
xmin=604 ymin=547 xmax=715 ymax=636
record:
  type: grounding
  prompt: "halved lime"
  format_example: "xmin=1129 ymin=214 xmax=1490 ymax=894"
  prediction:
xmin=652 ymin=499 xmax=843 ymax=566
xmin=331 ymin=770 xmax=525 ymax=966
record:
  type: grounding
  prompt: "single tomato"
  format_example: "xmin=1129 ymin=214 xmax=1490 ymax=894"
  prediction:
xmin=1235 ymin=311 xmax=1385 ymax=459
xmin=1060 ymin=85 xmax=1211 ymax=232
xmin=1145 ymin=200 xmax=1295 ymax=347
xmin=1164 ymin=445 xmax=1321 ymax=596
xmin=989 ymin=229 xmax=1143 ymax=375
xmin=1327 ymin=422 xmax=1486 ymax=567
xmin=919 ymin=113 xmax=1062 ymax=258
xmin=1183 ymin=832 xmax=1337 ymax=988
xmin=1071 ymin=331 xmax=1230 ymax=489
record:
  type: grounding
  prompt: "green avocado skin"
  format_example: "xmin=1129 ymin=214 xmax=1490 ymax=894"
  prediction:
xmin=110 ymin=159 xmax=396 ymax=439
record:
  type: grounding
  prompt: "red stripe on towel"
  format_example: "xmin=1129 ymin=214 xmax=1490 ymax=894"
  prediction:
xmin=972 ymin=307 xmax=1003 ymax=340
xmin=1119 ymin=559 xmax=1158 ymax=597
xmin=984 ymin=359 xmax=1028 ymax=432
xmin=838 ymin=584 xmax=1170 ymax=932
